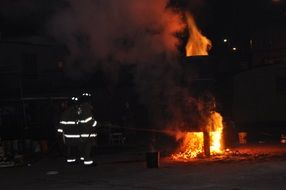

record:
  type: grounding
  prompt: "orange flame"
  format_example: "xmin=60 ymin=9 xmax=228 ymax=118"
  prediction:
xmin=185 ymin=13 xmax=212 ymax=56
xmin=172 ymin=112 xmax=224 ymax=160
xmin=208 ymin=112 xmax=224 ymax=154
xmin=171 ymin=132 xmax=204 ymax=159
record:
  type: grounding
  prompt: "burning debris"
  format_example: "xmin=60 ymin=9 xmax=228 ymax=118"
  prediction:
xmin=171 ymin=111 xmax=224 ymax=160
xmin=172 ymin=132 xmax=204 ymax=159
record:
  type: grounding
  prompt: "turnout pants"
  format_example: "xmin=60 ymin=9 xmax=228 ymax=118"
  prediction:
xmin=65 ymin=138 xmax=80 ymax=163
xmin=80 ymin=137 xmax=94 ymax=165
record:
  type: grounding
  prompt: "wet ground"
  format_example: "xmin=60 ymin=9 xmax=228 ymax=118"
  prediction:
xmin=1 ymin=144 xmax=286 ymax=190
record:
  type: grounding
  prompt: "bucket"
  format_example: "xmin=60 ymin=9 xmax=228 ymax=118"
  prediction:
xmin=146 ymin=151 xmax=160 ymax=168
xmin=238 ymin=132 xmax=247 ymax=144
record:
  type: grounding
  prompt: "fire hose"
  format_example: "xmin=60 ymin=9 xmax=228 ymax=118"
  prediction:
xmin=103 ymin=125 xmax=171 ymax=134
xmin=102 ymin=124 xmax=207 ymax=136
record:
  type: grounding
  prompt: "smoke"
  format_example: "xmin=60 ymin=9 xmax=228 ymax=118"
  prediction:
xmin=49 ymin=0 xmax=184 ymax=74
xmin=48 ymin=0 xmax=213 ymax=130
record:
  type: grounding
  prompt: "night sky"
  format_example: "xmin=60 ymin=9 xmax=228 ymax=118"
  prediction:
xmin=0 ymin=0 xmax=285 ymax=41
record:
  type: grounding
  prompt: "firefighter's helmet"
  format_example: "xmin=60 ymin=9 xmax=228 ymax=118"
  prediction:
xmin=80 ymin=92 xmax=92 ymax=103
xmin=68 ymin=96 xmax=79 ymax=106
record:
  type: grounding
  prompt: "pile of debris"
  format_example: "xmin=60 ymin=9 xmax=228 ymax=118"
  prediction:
xmin=0 ymin=138 xmax=25 ymax=168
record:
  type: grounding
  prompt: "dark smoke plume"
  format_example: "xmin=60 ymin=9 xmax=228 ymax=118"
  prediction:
xmin=48 ymin=0 xmax=212 ymax=130
xmin=49 ymin=0 xmax=184 ymax=74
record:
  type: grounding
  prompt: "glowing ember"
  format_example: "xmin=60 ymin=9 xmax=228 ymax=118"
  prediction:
xmin=171 ymin=132 xmax=204 ymax=159
xmin=172 ymin=112 xmax=224 ymax=160
xmin=185 ymin=13 xmax=212 ymax=56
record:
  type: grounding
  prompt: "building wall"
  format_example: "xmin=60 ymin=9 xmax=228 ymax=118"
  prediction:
xmin=233 ymin=64 xmax=286 ymax=125
xmin=252 ymin=22 xmax=286 ymax=67
xmin=0 ymin=39 xmax=67 ymax=139
xmin=0 ymin=40 xmax=66 ymax=98
xmin=232 ymin=16 xmax=286 ymax=135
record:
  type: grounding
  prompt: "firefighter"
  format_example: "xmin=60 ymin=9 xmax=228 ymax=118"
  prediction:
xmin=57 ymin=96 xmax=81 ymax=164
xmin=57 ymin=94 xmax=97 ymax=165
xmin=77 ymin=92 xmax=97 ymax=166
